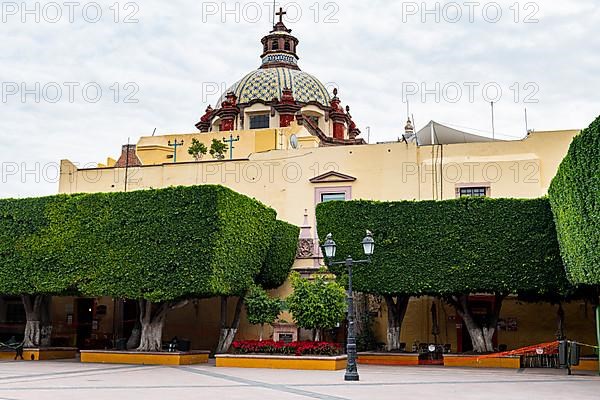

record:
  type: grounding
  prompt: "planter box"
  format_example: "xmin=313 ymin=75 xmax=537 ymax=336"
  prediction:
xmin=216 ymin=354 xmax=347 ymax=370
xmin=572 ymin=357 xmax=599 ymax=372
xmin=443 ymin=354 xmax=520 ymax=369
xmin=0 ymin=347 xmax=77 ymax=361
xmin=358 ymin=352 xmax=420 ymax=366
xmin=80 ymin=350 xmax=210 ymax=366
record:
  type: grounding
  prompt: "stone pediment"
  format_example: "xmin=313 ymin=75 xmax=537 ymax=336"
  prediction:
xmin=309 ymin=171 xmax=356 ymax=184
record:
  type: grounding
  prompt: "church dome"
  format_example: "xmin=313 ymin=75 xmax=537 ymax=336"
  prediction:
xmin=217 ymin=67 xmax=331 ymax=107
xmin=195 ymin=7 xmax=363 ymax=145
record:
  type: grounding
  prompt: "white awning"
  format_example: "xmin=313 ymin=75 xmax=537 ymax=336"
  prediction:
xmin=416 ymin=121 xmax=506 ymax=145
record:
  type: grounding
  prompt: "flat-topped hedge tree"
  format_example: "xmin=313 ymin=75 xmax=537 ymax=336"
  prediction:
xmin=549 ymin=115 xmax=600 ymax=285
xmin=58 ymin=185 xmax=277 ymax=352
xmin=549 ymin=115 xmax=600 ymax=367
xmin=217 ymin=219 xmax=299 ymax=353
xmin=317 ymin=197 xmax=568 ymax=353
xmin=0 ymin=195 xmax=78 ymax=347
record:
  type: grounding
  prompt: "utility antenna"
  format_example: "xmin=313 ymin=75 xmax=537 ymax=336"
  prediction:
xmin=273 ymin=0 xmax=276 ymax=26
xmin=124 ymin=137 xmax=130 ymax=192
xmin=491 ymin=101 xmax=496 ymax=140
xmin=365 ymin=126 xmax=371 ymax=144
xmin=152 ymin=128 xmax=156 ymax=136
xmin=524 ymin=108 xmax=529 ymax=135
xmin=411 ymin=113 xmax=416 ymax=144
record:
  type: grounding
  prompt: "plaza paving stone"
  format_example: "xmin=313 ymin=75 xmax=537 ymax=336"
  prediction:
xmin=0 ymin=359 xmax=598 ymax=400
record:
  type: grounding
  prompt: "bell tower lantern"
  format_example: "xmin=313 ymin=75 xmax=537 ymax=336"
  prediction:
xmin=260 ymin=8 xmax=300 ymax=70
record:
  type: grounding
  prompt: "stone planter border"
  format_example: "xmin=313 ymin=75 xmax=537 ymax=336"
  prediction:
xmin=443 ymin=354 xmax=521 ymax=369
xmin=216 ymin=354 xmax=347 ymax=370
xmin=357 ymin=352 xmax=420 ymax=366
xmin=80 ymin=350 xmax=210 ymax=366
xmin=0 ymin=347 xmax=77 ymax=361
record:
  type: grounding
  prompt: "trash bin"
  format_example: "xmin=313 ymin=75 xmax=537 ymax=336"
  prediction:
xmin=569 ymin=342 xmax=581 ymax=367
xmin=178 ymin=339 xmax=191 ymax=352
xmin=558 ymin=340 xmax=568 ymax=368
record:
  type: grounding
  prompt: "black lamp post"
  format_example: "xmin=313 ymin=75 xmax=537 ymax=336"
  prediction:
xmin=322 ymin=230 xmax=375 ymax=382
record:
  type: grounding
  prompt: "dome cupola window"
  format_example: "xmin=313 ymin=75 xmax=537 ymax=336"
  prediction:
xmin=249 ymin=114 xmax=270 ymax=129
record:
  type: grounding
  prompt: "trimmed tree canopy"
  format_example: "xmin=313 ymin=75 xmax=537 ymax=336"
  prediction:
xmin=63 ymin=185 xmax=277 ymax=301
xmin=0 ymin=185 xmax=280 ymax=302
xmin=0 ymin=195 xmax=79 ymax=296
xmin=549 ymin=116 xmax=600 ymax=285
xmin=316 ymin=197 xmax=567 ymax=297
xmin=256 ymin=220 xmax=300 ymax=290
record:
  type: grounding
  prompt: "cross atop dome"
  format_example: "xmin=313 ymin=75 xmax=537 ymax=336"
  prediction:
xmin=260 ymin=6 xmax=300 ymax=70
xmin=276 ymin=7 xmax=286 ymax=24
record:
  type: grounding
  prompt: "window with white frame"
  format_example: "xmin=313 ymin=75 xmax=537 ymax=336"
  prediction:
xmin=458 ymin=186 xmax=488 ymax=197
xmin=320 ymin=192 xmax=347 ymax=202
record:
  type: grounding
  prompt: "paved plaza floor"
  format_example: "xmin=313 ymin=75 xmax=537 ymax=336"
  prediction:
xmin=0 ymin=359 xmax=598 ymax=400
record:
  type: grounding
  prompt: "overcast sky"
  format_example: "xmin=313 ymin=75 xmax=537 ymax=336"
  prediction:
xmin=1 ymin=0 xmax=599 ymax=197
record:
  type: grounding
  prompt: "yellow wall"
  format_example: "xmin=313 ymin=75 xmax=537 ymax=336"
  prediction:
xmin=132 ymin=125 xmax=306 ymax=166
xmin=374 ymin=296 xmax=597 ymax=355
xmin=57 ymin=127 xmax=589 ymax=352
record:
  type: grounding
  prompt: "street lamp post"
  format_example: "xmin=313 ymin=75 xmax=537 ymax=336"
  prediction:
xmin=322 ymin=231 xmax=375 ymax=382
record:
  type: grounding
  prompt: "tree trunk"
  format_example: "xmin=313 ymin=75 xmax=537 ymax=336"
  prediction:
xmin=127 ymin=301 xmax=141 ymax=350
xmin=353 ymin=293 xmax=368 ymax=339
xmin=384 ymin=295 xmax=409 ymax=351
xmin=39 ymin=296 xmax=52 ymax=347
xmin=556 ymin=303 xmax=565 ymax=340
xmin=259 ymin=324 xmax=264 ymax=342
xmin=127 ymin=322 xmax=141 ymax=350
xmin=314 ymin=329 xmax=321 ymax=342
xmin=22 ymin=295 xmax=52 ymax=348
xmin=448 ymin=294 xmax=505 ymax=353
xmin=136 ymin=299 xmax=188 ymax=352
xmin=216 ymin=296 xmax=244 ymax=353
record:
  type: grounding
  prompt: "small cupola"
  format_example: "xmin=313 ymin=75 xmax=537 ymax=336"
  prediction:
xmin=260 ymin=7 xmax=300 ymax=70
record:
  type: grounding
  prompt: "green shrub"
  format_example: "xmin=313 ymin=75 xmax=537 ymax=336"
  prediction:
xmin=0 ymin=185 xmax=279 ymax=301
xmin=316 ymin=197 xmax=567 ymax=297
xmin=549 ymin=116 xmax=600 ymax=285
xmin=0 ymin=194 xmax=78 ymax=296
xmin=286 ymin=272 xmax=347 ymax=339
xmin=188 ymin=138 xmax=208 ymax=161
xmin=256 ymin=220 xmax=299 ymax=290
xmin=245 ymin=285 xmax=282 ymax=340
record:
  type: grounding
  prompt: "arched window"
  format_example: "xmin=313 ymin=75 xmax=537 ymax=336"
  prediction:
xmin=272 ymin=41 xmax=279 ymax=50
xmin=263 ymin=43 xmax=268 ymax=53
xmin=284 ymin=41 xmax=291 ymax=51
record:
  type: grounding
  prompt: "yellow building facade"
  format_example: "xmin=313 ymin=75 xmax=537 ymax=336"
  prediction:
xmin=43 ymin=16 xmax=598 ymax=354
xmin=52 ymin=123 xmax=599 ymax=353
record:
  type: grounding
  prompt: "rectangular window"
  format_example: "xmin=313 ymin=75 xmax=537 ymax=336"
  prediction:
xmin=321 ymin=193 xmax=347 ymax=202
xmin=458 ymin=187 xmax=488 ymax=197
xmin=249 ymin=114 xmax=270 ymax=129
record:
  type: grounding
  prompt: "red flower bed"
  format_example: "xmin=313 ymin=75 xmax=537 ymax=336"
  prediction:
xmin=232 ymin=340 xmax=343 ymax=357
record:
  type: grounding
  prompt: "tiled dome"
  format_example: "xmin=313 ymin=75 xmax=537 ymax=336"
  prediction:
xmin=218 ymin=67 xmax=331 ymax=107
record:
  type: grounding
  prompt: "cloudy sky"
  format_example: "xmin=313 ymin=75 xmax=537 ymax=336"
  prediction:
xmin=2 ymin=0 xmax=599 ymax=197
